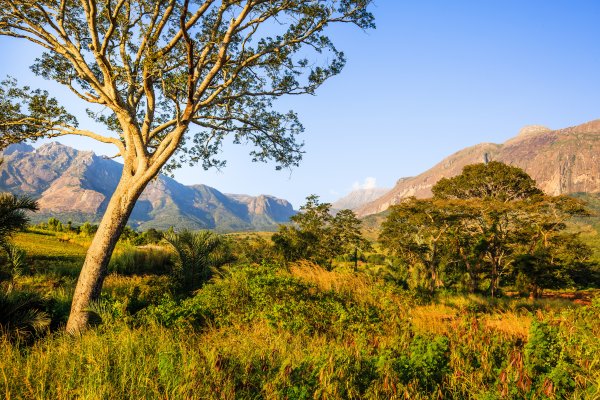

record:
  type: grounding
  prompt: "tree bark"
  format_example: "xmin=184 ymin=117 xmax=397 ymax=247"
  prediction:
xmin=66 ymin=174 xmax=147 ymax=334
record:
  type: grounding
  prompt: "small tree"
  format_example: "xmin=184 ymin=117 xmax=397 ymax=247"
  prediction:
xmin=273 ymin=195 xmax=369 ymax=266
xmin=0 ymin=192 xmax=38 ymax=250
xmin=0 ymin=0 xmax=374 ymax=332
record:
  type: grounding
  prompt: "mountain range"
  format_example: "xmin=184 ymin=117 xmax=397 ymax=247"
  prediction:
xmin=355 ymin=120 xmax=600 ymax=216
xmin=0 ymin=142 xmax=295 ymax=232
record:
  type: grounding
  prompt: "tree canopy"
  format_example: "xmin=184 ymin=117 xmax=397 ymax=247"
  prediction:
xmin=272 ymin=195 xmax=370 ymax=266
xmin=432 ymin=161 xmax=543 ymax=202
xmin=379 ymin=163 xmax=595 ymax=298
xmin=0 ymin=0 xmax=374 ymax=174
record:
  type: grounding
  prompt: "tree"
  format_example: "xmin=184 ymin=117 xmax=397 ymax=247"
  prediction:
xmin=379 ymin=198 xmax=461 ymax=293
xmin=272 ymin=195 xmax=369 ymax=266
xmin=0 ymin=1 xmax=374 ymax=332
xmin=0 ymin=192 xmax=39 ymax=251
xmin=380 ymin=163 xmax=594 ymax=298
xmin=432 ymin=161 xmax=542 ymax=202
xmin=432 ymin=162 xmax=543 ymax=296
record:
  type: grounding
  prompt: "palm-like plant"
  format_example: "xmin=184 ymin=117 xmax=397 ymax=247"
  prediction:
xmin=0 ymin=192 xmax=39 ymax=247
xmin=164 ymin=230 xmax=232 ymax=294
xmin=0 ymin=173 xmax=48 ymax=341
xmin=0 ymin=291 xmax=50 ymax=342
xmin=0 ymin=191 xmax=38 ymax=285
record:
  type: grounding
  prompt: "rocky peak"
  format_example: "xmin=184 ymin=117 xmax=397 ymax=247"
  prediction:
xmin=517 ymin=125 xmax=551 ymax=137
xmin=356 ymin=119 xmax=600 ymax=217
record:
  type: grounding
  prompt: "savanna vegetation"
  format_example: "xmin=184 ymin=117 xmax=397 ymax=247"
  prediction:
xmin=0 ymin=162 xmax=599 ymax=399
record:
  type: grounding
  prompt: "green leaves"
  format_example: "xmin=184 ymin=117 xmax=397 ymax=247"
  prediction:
xmin=0 ymin=77 xmax=77 ymax=150
xmin=0 ymin=192 xmax=39 ymax=247
xmin=380 ymin=163 xmax=596 ymax=297
xmin=1 ymin=0 xmax=374 ymax=173
xmin=272 ymin=195 xmax=370 ymax=266
xmin=432 ymin=161 xmax=543 ymax=202
xmin=164 ymin=229 xmax=232 ymax=294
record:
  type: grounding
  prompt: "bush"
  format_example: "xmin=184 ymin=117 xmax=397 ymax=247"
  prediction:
xmin=144 ymin=264 xmax=383 ymax=338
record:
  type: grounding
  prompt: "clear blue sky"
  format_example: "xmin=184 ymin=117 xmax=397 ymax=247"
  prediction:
xmin=2 ymin=1 xmax=600 ymax=208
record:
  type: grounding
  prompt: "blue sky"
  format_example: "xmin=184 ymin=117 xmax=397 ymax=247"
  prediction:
xmin=2 ymin=1 xmax=600 ymax=208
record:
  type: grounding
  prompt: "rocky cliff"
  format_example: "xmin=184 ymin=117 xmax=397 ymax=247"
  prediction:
xmin=0 ymin=142 xmax=295 ymax=231
xmin=356 ymin=120 xmax=600 ymax=216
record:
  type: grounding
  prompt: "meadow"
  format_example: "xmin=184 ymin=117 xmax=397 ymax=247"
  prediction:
xmin=1 ymin=229 xmax=599 ymax=399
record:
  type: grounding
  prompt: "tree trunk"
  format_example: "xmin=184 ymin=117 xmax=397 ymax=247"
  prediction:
xmin=66 ymin=174 xmax=147 ymax=334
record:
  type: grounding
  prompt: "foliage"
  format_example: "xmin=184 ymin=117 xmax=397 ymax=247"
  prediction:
xmin=79 ymin=221 xmax=98 ymax=237
xmin=379 ymin=198 xmax=461 ymax=293
xmin=1 ymin=261 xmax=599 ymax=398
xmin=0 ymin=0 xmax=375 ymax=331
xmin=432 ymin=161 xmax=543 ymax=202
xmin=108 ymin=245 xmax=173 ymax=276
xmin=272 ymin=195 xmax=371 ymax=266
xmin=144 ymin=264 xmax=386 ymax=338
xmin=380 ymin=163 xmax=597 ymax=298
xmin=0 ymin=192 xmax=38 ymax=248
xmin=0 ymin=290 xmax=50 ymax=342
xmin=164 ymin=230 xmax=232 ymax=294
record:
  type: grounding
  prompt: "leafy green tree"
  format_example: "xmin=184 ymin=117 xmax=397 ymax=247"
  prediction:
xmin=381 ymin=163 xmax=594 ymax=297
xmin=273 ymin=195 xmax=369 ymax=266
xmin=433 ymin=163 xmax=544 ymax=296
xmin=379 ymin=198 xmax=461 ymax=293
xmin=47 ymin=217 xmax=63 ymax=232
xmin=0 ymin=0 xmax=374 ymax=332
xmin=164 ymin=229 xmax=232 ymax=294
xmin=509 ymin=197 xmax=593 ymax=298
xmin=433 ymin=161 xmax=542 ymax=202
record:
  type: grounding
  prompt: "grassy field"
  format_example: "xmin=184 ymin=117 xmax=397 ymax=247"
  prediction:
xmin=1 ymin=230 xmax=599 ymax=399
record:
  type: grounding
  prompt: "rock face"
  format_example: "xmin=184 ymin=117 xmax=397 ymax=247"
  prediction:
xmin=0 ymin=142 xmax=295 ymax=231
xmin=332 ymin=187 xmax=390 ymax=211
xmin=356 ymin=120 xmax=600 ymax=217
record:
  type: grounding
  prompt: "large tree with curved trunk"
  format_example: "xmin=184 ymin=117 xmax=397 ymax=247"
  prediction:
xmin=0 ymin=0 xmax=374 ymax=333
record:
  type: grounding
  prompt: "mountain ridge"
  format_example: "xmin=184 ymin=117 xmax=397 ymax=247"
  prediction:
xmin=356 ymin=119 xmax=600 ymax=216
xmin=0 ymin=142 xmax=296 ymax=232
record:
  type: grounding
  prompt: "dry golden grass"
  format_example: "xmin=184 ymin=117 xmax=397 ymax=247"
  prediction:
xmin=482 ymin=312 xmax=532 ymax=339
xmin=289 ymin=261 xmax=387 ymax=309
xmin=409 ymin=304 xmax=458 ymax=336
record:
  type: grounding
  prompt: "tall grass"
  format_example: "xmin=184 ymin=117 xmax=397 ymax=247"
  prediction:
xmin=1 ymin=264 xmax=598 ymax=399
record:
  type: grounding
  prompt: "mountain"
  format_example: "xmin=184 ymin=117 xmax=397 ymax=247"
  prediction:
xmin=356 ymin=120 xmax=600 ymax=217
xmin=332 ymin=187 xmax=390 ymax=211
xmin=0 ymin=142 xmax=295 ymax=232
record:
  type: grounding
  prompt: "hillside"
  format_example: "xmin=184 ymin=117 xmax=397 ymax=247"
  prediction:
xmin=0 ymin=142 xmax=295 ymax=232
xmin=356 ymin=120 xmax=600 ymax=216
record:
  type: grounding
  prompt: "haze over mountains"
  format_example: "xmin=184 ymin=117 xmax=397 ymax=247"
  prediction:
xmin=332 ymin=187 xmax=390 ymax=211
xmin=0 ymin=142 xmax=295 ymax=232
xmin=355 ymin=120 xmax=600 ymax=216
